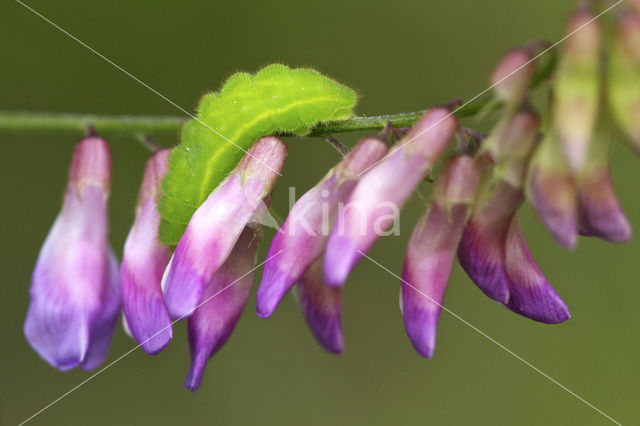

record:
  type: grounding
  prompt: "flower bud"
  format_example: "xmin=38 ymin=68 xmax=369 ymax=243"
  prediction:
xmin=401 ymin=155 xmax=481 ymax=357
xmin=121 ymin=149 xmax=173 ymax=355
xmin=323 ymin=108 xmax=457 ymax=287
xmin=163 ymin=137 xmax=287 ymax=320
xmin=491 ymin=48 xmax=535 ymax=106
xmin=554 ymin=7 xmax=602 ymax=171
xmin=480 ymin=107 xmax=539 ymax=165
xmin=257 ymin=137 xmax=387 ymax=318
xmin=24 ymin=137 xmax=120 ymax=370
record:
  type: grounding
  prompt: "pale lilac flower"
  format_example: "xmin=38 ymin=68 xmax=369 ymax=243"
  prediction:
xmin=185 ymin=225 xmax=260 ymax=391
xmin=256 ymin=137 xmax=387 ymax=318
xmin=294 ymin=258 xmax=343 ymax=354
xmin=324 ymin=108 xmax=457 ymax=287
xmin=527 ymin=131 xmax=579 ymax=249
xmin=121 ymin=149 xmax=173 ymax=355
xmin=163 ymin=137 xmax=287 ymax=319
xmin=24 ymin=137 xmax=120 ymax=370
xmin=401 ymin=155 xmax=481 ymax=357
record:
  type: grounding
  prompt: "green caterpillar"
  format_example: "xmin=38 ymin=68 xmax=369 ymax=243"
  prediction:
xmin=158 ymin=64 xmax=357 ymax=246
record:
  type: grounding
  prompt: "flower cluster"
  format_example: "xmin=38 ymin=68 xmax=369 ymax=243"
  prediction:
xmin=24 ymin=3 xmax=638 ymax=390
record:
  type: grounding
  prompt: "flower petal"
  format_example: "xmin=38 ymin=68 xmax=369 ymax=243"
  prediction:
xmin=403 ymin=204 xmax=468 ymax=357
xmin=164 ymin=137 xmax=286 ymax=319
xmin=578 ymin=169 xmax=631 ymax=242
xmin=504 ymin=216 xmax=571 ymax=323
xmin=81 ymin=248 xmax=121 ymax=370
xmin=257 ymin=137 xmax=387 ymax=317
xmin=184 ymin=226 xmax=259 ymax=391
xmin=324 ymin=108 xmax=457 ymax=286
xmin=457 ymin=179 xmax=523 ymax=303
xmin=121 ymin=150 xmax=173 ymax=355
xmin=295 ymin=259 xmax=343 ymax=354
xmin=528 ymin=163 xmax=578 ymax=249
xmin=490 ymin=48 xmax=535 ymax=105
xmin=24 ymin=137 xmax=118 ymax=371
xmin=402 ymin=156 xmax=481 ymax=357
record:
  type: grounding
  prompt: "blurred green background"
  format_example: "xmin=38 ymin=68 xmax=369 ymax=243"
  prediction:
xmin=1 ymin=0 xmax=638 ymax=424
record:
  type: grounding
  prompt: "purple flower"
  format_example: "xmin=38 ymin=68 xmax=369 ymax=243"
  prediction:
xmin=24 ymin=137 xmax=120 ymax=371
xmin=294 ymin=258 xmax=343 ymax=354
xmin=324 ymin=108 xmax=458 ymax=287
xmin=504 ymin=215 xmax=571 ymax=322
xmin=458 ymin=105 xmax=570 ymax=323
xmin=577 ymin=164 xmax=631 ymax=242
xmin=526 ymin=132 xmax=579 ymax=249
xmin=256 ymin=137 xmax=387 ymax=318
xmin=576 ymin=121 xmax=631 ymax=242
xmin=401 ymin=155 xmax=481 ymax=357
xmin=163 ymin=137 xmax=287 ymax=319
xmin=458 ymin=178 xmax=570 ymax=323
xmin=184 ymin=225 xmax=260 ymax=391
xmin=121 ymin=149 xmax=173 ymax=355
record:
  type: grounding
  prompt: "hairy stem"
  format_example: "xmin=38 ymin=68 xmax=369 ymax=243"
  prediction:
xmin=0 ymin=50 xmax=555 ymax=140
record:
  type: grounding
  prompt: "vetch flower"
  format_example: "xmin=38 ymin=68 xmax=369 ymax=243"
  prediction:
xmin=324 ymin=108 xmax=457 ymax=287
xmin=457 ymin=108 xmax=570 ymax=323
xmin=401 ymin=155 xmax=481 ymax=357
xmin=458 ymin=178 xmax=523 ymax=304
xmin=577 ymin=125 xmax=631 ymax=242
xmin=554 ymin=6 xmax=602 ymax=171
xmin=256 ymin=137 xmax=387 ymax=318
xmin=184 ymin=225 xmax=261 ymax=391
xmin=121 ymin=149 xmax=173 ymax=355
xmin=24 ymin=136 xmax=120 ymax=371
xmin=459 ymin=186 xmax=570 ymax=323
xmin=294 ymin=258 xmax=343 ymax=354
xmin=163 ymin=137 xmax=287 ymax=319
xmin=527 ymin=131 xmax=579 ymax=249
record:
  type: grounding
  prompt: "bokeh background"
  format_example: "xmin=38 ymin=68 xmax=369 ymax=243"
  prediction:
xmin=2 ymin=0 xmax=638 ymax=424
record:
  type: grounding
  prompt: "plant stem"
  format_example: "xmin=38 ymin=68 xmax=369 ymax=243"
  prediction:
xmin=0 ymin=98 xmax=501 ymax=138
xmin=0 ymin=49 xmax=555 ymax=140
xmin=0 ymin=112 xmax=185 ymax=134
